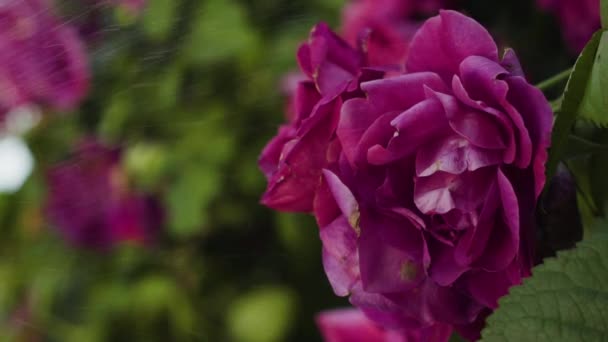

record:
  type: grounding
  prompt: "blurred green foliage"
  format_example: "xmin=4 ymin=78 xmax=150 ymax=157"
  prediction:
xmin=0 ymin=0 xmax=586 ymax=341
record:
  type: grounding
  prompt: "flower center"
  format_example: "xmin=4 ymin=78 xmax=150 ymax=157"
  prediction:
xmin=399 ymin=260 xmax=418 ymax=281
xmin=349 ymin=210 xmax=361 ymax=236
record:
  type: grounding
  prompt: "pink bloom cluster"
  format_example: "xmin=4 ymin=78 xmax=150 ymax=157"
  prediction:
xmin=260 ymin=10 xmax=552 ymax=341
xmin=46 ymin=140 xmax=162 ymax=250
xmin=0 ymin=0 xmax=89 ymax=123
xmin=538 ymin=0 xmax=601 ymax=53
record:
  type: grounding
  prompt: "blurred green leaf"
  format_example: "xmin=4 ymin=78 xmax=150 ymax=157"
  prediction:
xmin=124 ymin=142 xmax=168 ymax=190
xmin=89 ymin=283 xmax=132 ymax=322
xmin=142 ymin=0 xmax=179 ymax=41
xmin=227 ymin=287 xmax=296 ymax=342
xmin=66 ymin=326 xmax=100 ymax=342
xmin=165 ymin=167 xmax=220 ymax=238
xmin=0 ymin=264 xmax=19 ymax=316
xmin=157 ymin=66 xmax=183 ymax=109
xmin=185 ymin=0 xmax=258 ymax=65
xmin=313 ymin=0 xmax=344 ymax=12
xmin=132 ymin=276 xmax=178 ymax=316
xmin=275 ymin=213 xmax=318 ymax=265
xmin=269 ymin=23 xmax=315 ymax=72
xmin=98 ymin=91 xmax=133 ymax=141
xmin=114 ymin=5 xmax=141 ymax=26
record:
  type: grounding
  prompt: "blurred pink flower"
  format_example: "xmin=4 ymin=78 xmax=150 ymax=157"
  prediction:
xmin=46 ymin=139 xmax=162 ymax=250
xmin=0 ymin=0 xmax=89 ymax=123
xmin=538 ymin=0 xmax=601 ymax=52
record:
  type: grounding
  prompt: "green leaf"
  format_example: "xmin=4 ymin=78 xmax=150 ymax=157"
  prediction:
xmin=579 ymin=32 xmax=608 ymax=125
xmin=481 ymin=232 xmax=608 ymax=341
xmin=547 ymin=31 xmax=603 ymax=181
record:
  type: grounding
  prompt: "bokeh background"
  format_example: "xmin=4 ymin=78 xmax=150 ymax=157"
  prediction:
xmin=0 ymin=0 xmax=581 ymax=341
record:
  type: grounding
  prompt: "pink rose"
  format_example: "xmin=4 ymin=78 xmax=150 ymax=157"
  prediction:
xmin=260 ymin=9 xmax=552 ymax=341
xmin=314 ymin=10 xmax=550 ymax=339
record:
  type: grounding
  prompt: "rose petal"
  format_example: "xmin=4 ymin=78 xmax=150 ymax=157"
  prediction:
xmin=429 ymin=90 xmax=507 ymax=150
xmin=261 ymin=100 xmax=341 ymax=212
xmin=416 ymin=135 xmax=503 ymax=177
xmin=361 ymin=72 xmax=447 ymax=114
xmin=465 ymin=261 xmax=522 ymax=309
xmin=406 ymin=10 xmax=498 ymax=81
xmin=428 ymin=240 xmax=469 ymax=286
xmin=359 ymin=208 xmax=426 ymax=293
xmin=459 ymin=56 xmax=509 ymax=108
xmin=338 ymin=98 xmax=384 ymax=166
xmin=451 ymin=76 xmax=516 ymax=163
xmin=506 ymin=76 xmax=552 ymax=197
xmin=321 ymin=216 xmax=360 ymax=296
xmin=384 ymin=97 xmax=451 ymax=162
xmin=474 ymin=169 xmax=520 ymax=271
xmin=414 ymin=168 xmax=493 ymax=215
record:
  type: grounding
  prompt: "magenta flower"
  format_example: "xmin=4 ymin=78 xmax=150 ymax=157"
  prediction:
xmin=0 ymin=0 xmax=89 ymax=123
xmin=316 ymin=308 xmax=452 ymax=342
xmin=341 ymin=0 xmax=449 ymax=67
xmin=46 ymin=140 xmax=162 ymax=250
xmin=538 ymin=0 xmax=600 ymax=53
xmin=259 ymin=23 xmax=383 ymax=212
xmin=312 ymin=10 xmax=551 ymax=339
